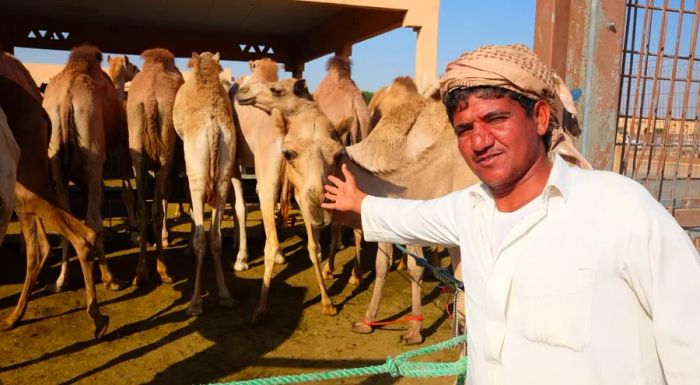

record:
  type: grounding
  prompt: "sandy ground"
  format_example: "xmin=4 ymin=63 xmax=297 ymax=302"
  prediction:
xmin=0 ymin=205 xmax=461 ymax=385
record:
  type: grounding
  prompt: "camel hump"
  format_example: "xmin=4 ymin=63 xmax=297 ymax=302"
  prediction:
xmin=326 ymin=55 xmax=351 ymax=77
xmin=141 ymin=48 xmax=176 ymax=65
xmin=68 ymin=45 xmax=103 ymax=67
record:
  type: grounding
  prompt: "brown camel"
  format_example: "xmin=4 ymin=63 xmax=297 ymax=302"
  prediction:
xmin=313 ymin=56 xmax=372 ymax=285
xmin=229 ymin=58 xmax=286 ymax=273
xmin=127 ymin=48 xmax=184 ymax=285
xmin=0 ymin=51 xmax=43 ymax=102
xmin=236 ymin=77 xmax=343 ymax=324
xmin=0 ymin=106 xmax=19 ymax=245
xmin=173 ymin=51 xmax=237 ymax=315
xmin=42 ymin=45 xmax=132 ymax=292
xmin=107 ymin=55 xmax=139 ymax=106
xmin=0 ymin=75 xmax=109 ymax=338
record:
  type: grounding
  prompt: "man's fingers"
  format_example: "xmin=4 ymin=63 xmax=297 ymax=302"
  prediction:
xmin=341 ymin=164 xmax=356 ymax=184
xmin=323 ymin=192 xmax=337 ymax=202
xmin=324 ymin=184 xmax=339 ymax=195
xmin=321 ymin=202 xmax=336 ymax=210
xmin=327 ymin=174 xmax=344 ymax=187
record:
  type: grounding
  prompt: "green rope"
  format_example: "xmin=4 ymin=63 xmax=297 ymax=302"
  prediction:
xmin=208 ymin=335 xmax=467 ymax=385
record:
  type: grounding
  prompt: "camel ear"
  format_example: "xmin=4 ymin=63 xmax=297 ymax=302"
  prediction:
xmin=191 ymin=52 xmax=199 ymax=59
xmin=107 ymin=55 xmax=112 ymax=62
xmin=212 ymin=52 xmax=220 ymax=62
xmin=270 ymin=108 xmax=288 ymax=135
xmin=248 ymin=60 xmax=255 ymax=71
xmin=124 ymin=55 xmax=130 ymax=64
xmin=293 ymin=79 xmax=313 ymax=100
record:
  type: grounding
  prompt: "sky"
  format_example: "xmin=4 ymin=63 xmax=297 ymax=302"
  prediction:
xmin=14 ymin=0 xmax=536 ymax=92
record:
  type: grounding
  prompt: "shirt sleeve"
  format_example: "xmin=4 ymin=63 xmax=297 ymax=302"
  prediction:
xmin=624 ymin=198 xmax=700 ymax=383
xmin=360 ymin=191 xmax=464 ymax=247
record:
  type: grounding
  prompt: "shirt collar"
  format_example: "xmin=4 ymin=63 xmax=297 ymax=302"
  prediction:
xmin=467 ymin=153 xmax=573 ymax=206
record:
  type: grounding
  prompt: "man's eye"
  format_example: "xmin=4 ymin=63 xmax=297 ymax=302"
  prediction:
xmin=454 ymin=125 xmax=472 ymax=135
xmin=488 ymin=116 xmax=508 ymax=123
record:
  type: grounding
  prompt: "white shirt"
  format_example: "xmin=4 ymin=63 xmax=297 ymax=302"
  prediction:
xmin=490 ymin=194 xmax=542 ymax=254
xmin=361 ymin=154 xmax=700 ymax=385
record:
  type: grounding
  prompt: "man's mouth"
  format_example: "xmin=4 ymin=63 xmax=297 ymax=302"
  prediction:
xmin=475 ymin=151 xmax=503 ymax=166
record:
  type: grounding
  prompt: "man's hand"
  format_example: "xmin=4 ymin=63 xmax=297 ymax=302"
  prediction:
xmin=322 ymin=164 xmax=367 ymax=228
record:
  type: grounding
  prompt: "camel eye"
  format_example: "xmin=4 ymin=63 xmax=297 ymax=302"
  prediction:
xmin=271 ymin=87 xmax=285 ymax=96
xmin=282 ymin=148 xmax=297 ymax=162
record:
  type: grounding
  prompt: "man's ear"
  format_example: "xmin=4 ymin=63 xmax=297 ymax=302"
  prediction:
xmin=534 ymin=100 xmax=551 ymax=136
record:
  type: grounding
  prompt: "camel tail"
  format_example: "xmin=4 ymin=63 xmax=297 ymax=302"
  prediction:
xmin=142 ymin=100 xmax=162 ymax=161
xmin=58 ymin=94 xmax=76 ymax=181
xmin=205 ymin=126 xmax=220 ymax=205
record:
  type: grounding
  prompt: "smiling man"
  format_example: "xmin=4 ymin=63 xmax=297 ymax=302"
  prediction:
xmin=322 ymin=44 xmax=700 ymax=385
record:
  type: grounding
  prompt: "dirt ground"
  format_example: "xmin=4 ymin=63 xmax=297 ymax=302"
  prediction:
xmin=0 ymin=204 xmax=461 ymax=385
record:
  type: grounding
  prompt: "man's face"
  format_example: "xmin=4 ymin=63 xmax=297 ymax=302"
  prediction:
xmin=452 ymin=95 xmax=548 ymax=191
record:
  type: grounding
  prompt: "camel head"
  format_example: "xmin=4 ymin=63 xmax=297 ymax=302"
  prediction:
xmin=188 ymin=51 xmax=223 ymax=82
xmin=236 ymin=78 xmax=343 ymax=227
xmin=107 ymin=55 xmax=139 ymax=83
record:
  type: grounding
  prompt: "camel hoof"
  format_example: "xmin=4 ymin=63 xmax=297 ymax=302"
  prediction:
xmin=132 ymin=274 xmax=150 ymax=287
xmin=274 ymin=253 xmax=286 ymax=265
xmin=322 ymin=303 xmax=338 ymax=316
xmin=159 ymin=274 xmax=174 ymax=285
xmin=93 ymin=315 xmax=109 ymax=339
xmin=220 ymin=296 xmax=239 ymax=308
xmin=105 ymin=278 xmax=129 ymax=291
xmin=0 ymin=318 xmax=15 ymax=332
xmin=400 ymin=332 xmax=423 ymax=345
xmin=47 ymin=281 xmax=70 ymax=293
xmin=186 ymin=306 xmax=203 ymax=316
xmin=233 ymin=260 xmax=249 ymax=272
xmin=351 ymin=321 xmax=373 ymax=334
xmin=252 ymin=310 xmax=267 ymax=326
xmin=130 ymin=231 xmax=140 ymax=246
xmin=322 ymin=265 xmax=334 ymax=280
xmin=348 ymin=275 xmax=361 ymax=286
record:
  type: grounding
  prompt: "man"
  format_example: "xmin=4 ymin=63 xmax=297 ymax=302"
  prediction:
xmin=322 ymin=44 xmax=700 ymax=385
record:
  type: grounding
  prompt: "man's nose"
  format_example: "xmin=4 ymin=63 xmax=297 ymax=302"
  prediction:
xmin=471 ymin=124 xmax=494 ymax=151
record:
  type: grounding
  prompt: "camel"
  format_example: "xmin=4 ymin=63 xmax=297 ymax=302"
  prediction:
xmin=236 ymin=77 xmax=343 ymax=324
xmin=173 ymin=51 xmax=237 ymax=315
xmin=42 ymin=45 xmax=132 ymax=292
xmin=107 ymin=55 xmax=139 ymax=106
xmin=0 ymin=106 xmax=19 ymax=245
xmin=228 ymin=58 xmax=286 ymax=273
xmin=0 ymin=75 xmax=109 ymax=338
xmin=313 ymin=56 xmax=371 ymax=145
xmin=237 ymin=76 xmax=479 ymax=344
xmin=0 ymin=52 xmax=43 ymax=102
xmin=127 ymin=48 xmax=184 ymax=285
xmin=313 ymin=56 xmax=372 ymax=285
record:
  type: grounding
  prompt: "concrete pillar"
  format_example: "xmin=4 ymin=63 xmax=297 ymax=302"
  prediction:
xmin=335 ymin=43 xmax=352 ymax=57
xmin=285 ymin=61 xmax=305 ymax=79
xmin=414 ymin=23 xmax=438 ymax=93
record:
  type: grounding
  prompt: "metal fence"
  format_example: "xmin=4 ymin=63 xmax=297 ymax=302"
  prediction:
xmin=616 ymin=0 xmax=700 ymax=227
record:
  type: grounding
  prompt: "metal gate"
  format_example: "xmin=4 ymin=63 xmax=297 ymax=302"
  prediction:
xmin=617 ymin=0 xmax=700 ymax=231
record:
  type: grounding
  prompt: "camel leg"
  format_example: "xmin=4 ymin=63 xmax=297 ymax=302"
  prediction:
xmin=350 ymin=229 xmax=364 ymax=286
xmin=353 ymin=241 xmax=392 ymax=334
xmin=210 ymin=178 xmax=236 ymax=308
xmin=231 ymin=174 xmax=249 ymax=271
xmin=304 ymin=222 xmax=337 ymax=317
xmin=401 ymin=245 xmax=424 ymax=345
xmin=2 ymin=211 xmax=49 ymax=330
xmin=252 ymin=176 xmax=282 ymax=325
xmin=5 ymin=186 xmax=108 ymax=338
xmin=153 ymin=165 xmax=173 ymax=283
xmin=52 ymin=179 xmax=73 ymax=293
xmin=118 ymin=145 xmax=139 ymax=245
xmin=184 ymin=135 xmax=208 ymax=316
xmin=132 ymin=153 xmax=151 ymax=286
xmin=323 ymin=223 xmax=343 ymax=280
